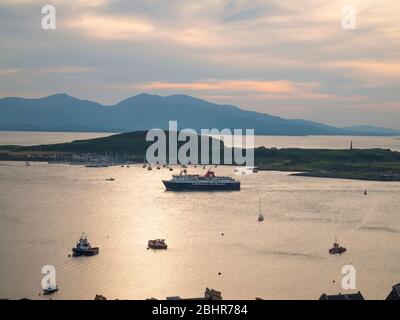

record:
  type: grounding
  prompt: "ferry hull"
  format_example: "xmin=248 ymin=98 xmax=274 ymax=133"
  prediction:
xmin=162 ymin=180 xmax=240 ymax=191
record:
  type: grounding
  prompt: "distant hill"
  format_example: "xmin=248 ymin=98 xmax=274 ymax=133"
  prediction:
xmin=0 ymin=93 xmax=398 ymax=136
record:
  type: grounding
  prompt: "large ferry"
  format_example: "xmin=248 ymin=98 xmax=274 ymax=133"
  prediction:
xmin=162 ymin=169 xmax=240 ymax=191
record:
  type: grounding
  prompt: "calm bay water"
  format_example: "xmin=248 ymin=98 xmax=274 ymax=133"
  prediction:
xmin=0 ymin=132 xmax=399 ymax=300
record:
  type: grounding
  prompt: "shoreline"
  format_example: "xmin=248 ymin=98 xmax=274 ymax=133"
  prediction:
xmin=1 ymin=157 xmax=400 ymax=182
xmin=1 ymin=130 xmax=400 ymax=182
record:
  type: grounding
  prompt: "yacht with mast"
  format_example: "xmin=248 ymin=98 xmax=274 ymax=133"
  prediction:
xmin=258 ymin=198 xmax=264 ymax=222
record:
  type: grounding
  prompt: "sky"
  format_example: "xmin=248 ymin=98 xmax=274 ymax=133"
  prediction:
xmin=0 ymin=0 xmax=399 ymax=129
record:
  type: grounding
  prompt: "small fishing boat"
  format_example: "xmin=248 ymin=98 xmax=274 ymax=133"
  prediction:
xmin=257 ymin=198 xmax=264 ymax=222
xmin=106 ymin=177 xmax=115 ymax=181
xmin=329 ymin=238 xmax=347 ymax=254
xmin=148 ymin=239 xmax=168 ymax=250
xmin=72 ymin=233 xmax=99 ymax=256
xmin=43 ymin=284 xmax=58 ymax=295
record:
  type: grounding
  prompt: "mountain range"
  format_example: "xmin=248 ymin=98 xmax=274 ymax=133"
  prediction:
xmin=0 ymin=93 xmax=399 ymax=136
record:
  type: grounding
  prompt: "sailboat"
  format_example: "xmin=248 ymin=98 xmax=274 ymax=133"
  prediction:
xmin=258 ymin=198 xmax=264 ymax=222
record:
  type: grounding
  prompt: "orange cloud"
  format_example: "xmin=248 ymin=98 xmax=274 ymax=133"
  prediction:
xmin=128 ymin=80 xmax=366 ymax=102
xmin=134 ymin=80 xmax=295 ymax=94
xmin=64 ymin=15 xmax=155 ymax=40
xmin=328 ymin=60 xmax=400 ymax=79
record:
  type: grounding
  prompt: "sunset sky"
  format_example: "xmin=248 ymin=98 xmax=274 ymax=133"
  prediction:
xmin=0 ymin=0 xmax=399 ymax=128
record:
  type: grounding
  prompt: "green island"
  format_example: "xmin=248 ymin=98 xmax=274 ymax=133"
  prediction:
xmin=0 ymin=131 xmax=400 ymax=181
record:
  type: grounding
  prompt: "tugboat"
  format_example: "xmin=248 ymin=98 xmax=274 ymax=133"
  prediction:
xmin=43 ymin=284 xmax=59 ymax=295
xmin=329 ymin=238 xmax=347 ymax=254
xmin=148 ymin=239 xmax=168 ymax=250
xmin=162 ymin=169 xmax=240 ymax=191
xmin=72 ymin=233 xmax=99 ymax=256
xmin=257 ymin=198 xmax=264 ymax=222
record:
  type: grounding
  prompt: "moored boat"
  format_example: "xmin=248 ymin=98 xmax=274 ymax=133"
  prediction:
xmin=329 ymin=238 xmax=347 ymax=254
xmin=72 ymin=233 xmax=99 ymax=256
xmin=43 ymin=284 xmax=58 ymax=295
xmin=148 ymin=239 xmax=168 ymax=249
